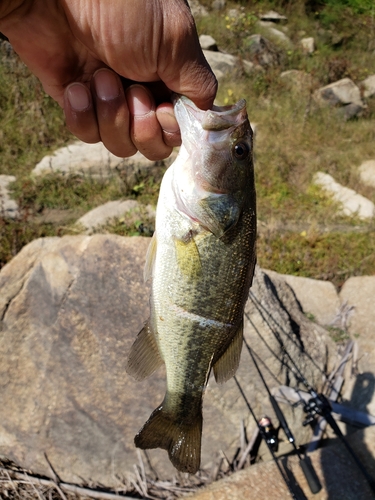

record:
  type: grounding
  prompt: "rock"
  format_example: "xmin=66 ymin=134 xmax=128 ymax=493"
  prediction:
xmin=337 ymin=102 xmax=366 ymax=121
xmin=242 ymin=34 xmax=281 ymax=68
xmin=300 ymin=36 xmax=315 ymax=54
xmin=313 ymin=172 xmax=375 ymax=220
xmin=266 ymin=270 xmax=340 ymax=326
xmin=76 ymin=199 xmax=156 ymax=233
xmin=32 ymin=141 xmax=172 ymax=180
xmin=211 ymin=0 xmax=225 ymax=9
xmin=203 ymin=50 xmax=256 ymax=81
xmin=358 ymin=159 xmax=375 ymax=188
xmin=0 ymin=238 xmax=336 ymax=486
xmin=227 ymin=8 xmax=241 ymax=19
xmin=360 ymin=74 xmax=375 ymax=98
xmin=340 ymin=276 xmax=375 ymax=416
xmin=262 ymin=26 xmax=292 ymax=48
xmin=187 ymin=0 xmax=208 ymax=17
xmin=314 ymin=78 xmax=363 ymax=108
xmin=0 ymin=175 xmax=19 ymax=219
xmin=280 ymin=69 xmax=316 ymax=92
xmin=33 ymin=140 xmax=125 ymax=177
xmin=188 ymin=425 xmax=375 ymax=500
xmin=260 ymin=10 xmax=287 ymax=23
xmin=199 ymin=34 xmax=218 ymax=51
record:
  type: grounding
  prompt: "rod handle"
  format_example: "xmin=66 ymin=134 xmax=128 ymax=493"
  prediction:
xmin=300 ymin=455 xmax=322 ymax=494
xmin=270 ymin=395 xmax=295 ymax=443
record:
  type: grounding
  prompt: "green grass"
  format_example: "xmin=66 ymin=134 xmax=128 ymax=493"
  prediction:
xmin=0 ymin=3 xmax=375 ymax=288
xmin=257 ymin=229 xmax=375 ymax=287
xmin=0 ymin=54 xmax=72 ymax=177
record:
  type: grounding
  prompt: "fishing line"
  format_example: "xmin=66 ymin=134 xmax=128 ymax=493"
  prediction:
xmin=250 ymin=346 xmax=284 ymax=388
xmin=233 ymin=375 xmax=299 ymax=500
xmin=248 ymin=290 xmax=331 ymax=387
xmin=245 ymin=296 xmax=375 ymax=495
xmin=243 ymin=338 xmax=322 ymax=494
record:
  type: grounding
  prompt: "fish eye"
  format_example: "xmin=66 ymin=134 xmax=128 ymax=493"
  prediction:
xmin=233 ymin=141 xmax=250 ymax=160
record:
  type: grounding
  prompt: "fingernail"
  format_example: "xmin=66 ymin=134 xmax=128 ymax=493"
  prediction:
xmin=94 ymin=69 xmax=121 ymax=100
xmin=127 ymin=85 xmax=153 ymax=116
xmin=66 ymin=83 xmax=90 ymax=111
xmin=156 ymin=109 xmax=180 ymax=133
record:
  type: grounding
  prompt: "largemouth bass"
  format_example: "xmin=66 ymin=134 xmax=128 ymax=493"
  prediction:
xmin=126 ymin=96 xmax=256 ymax=474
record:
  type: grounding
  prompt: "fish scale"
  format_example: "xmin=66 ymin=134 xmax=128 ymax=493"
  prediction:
xmin=126 ymin=96 xmax=256 ymax=474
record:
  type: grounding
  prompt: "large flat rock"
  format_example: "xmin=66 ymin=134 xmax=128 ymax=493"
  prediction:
xmin=0 ymin=237 xmax=337 ymax=486
xmin=188 ymin=425 xmax=375 ymax=500
xmin=339 ymin=276 xmax=375 ymax=417
xmin=266 ymin=270 xmax=340 ymax=326
xmin=313 ymin=172 xmax=375 ymax=220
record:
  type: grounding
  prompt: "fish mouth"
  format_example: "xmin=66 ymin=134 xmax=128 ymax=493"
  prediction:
xmin=173 ymin=95 xmax=248 ymax=132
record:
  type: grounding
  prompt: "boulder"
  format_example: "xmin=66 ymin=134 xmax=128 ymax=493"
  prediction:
xmin=260 ymin=10 xmax=287 ymax=23
xmin=313 ymin=78 xmax=364 ymax=111
xmin=313 ymin=172 xmax=375 ymax=220
xmin=358 ymin=159 xmax=375 ymax=188
xmin=280 ymin=69 xmax=317 ymax=93
xmin=242 ymin=34 xmax=281 ymax=68
xmin=300 ymin=36 xmax=315 ymax=54
xmin=360 ymin=74 xmax=375 ymax=99
xmin=211 ymin=0 xmax=225 ymax=9
xmin=0 ymin=175 xmax=19 ymax=219
xmin=199 ymin=34 xmax=218 ymax=51
xmin=337 ymin=102 xmax=366 ymax=121
xmin=187 ymin=0 xmax=209 ymax=17
xmin=0 ymin=236 xmax=336 ymax=486
xmin=76 ymin=199 xmax=156 ymax=233
xmin=203 ymin=50 xmax=256 ymax=81
xmin=32 ymin=141 xmax=172 ymax=181
xmin=262 ymin=26 xmax=292 ymax=48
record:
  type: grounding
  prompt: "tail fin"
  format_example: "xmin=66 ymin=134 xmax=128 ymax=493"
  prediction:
xmin=134 ymin=405 xmax=202 ymax=474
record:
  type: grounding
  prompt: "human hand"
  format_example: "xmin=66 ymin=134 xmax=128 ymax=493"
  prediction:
xmin=0 ymin=0 xmax=217 ymax=159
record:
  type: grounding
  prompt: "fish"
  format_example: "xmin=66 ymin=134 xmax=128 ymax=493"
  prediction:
xmin=126 ymin=95 xmax=256 ymax=474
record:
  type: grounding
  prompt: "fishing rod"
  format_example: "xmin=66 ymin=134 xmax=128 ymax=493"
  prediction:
xmin=248 ymin=291 xmax=335 ymax=394
xmin=245 ymin=302 xmax=375 ymax=495
xmin=233 ymin=375 xmax=299 ymax=500
xmin=244 ymin=338 xmax=322 ymax=494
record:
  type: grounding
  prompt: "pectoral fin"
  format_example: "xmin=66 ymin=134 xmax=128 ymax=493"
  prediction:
xmin=213 ymin=319 xmax=244 ymax=384
xmin=126 ymin=320 xmax=163 ymax=380
xmin=144 ymin=232 xmax=157 ymax=282
xmin=199 ymin=194 xmax=241 ymax=238
xmin=174 ymin=235 xmax=202 ymax=279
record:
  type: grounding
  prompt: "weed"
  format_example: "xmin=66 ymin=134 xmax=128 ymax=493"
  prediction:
xmin=327 ymin=325 xmax=350 ymax=343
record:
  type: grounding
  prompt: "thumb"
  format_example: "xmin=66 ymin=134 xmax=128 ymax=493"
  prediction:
xmin=167 ymin=53 xmax=218 ymax=111
xmin=158 ymin=1 xmax=217 ymax=110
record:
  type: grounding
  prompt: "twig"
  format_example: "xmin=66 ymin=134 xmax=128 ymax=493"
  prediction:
xmin=237 ymin=426 xmax=260 ymax=471
xmin=3 ymin=468 xmax=20 ymax=499
xmin=136 ymin=449 xmax=148 ymax=496
xmin=44 ymin=452 xmax=68 ymax=500
xmin=133 ymin=464 xmax=147 ymax=498
xmin=25 ymin=473 xmax=45 ymax=500
xmin=0 ymin=467 xmax=140 ymax=500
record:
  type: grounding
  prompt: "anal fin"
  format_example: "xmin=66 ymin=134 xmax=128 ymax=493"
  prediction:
xmin=213 ymin=319 xmax=243 ymax=384
xmin=126 ymin=320 xmax=163 ymax=380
